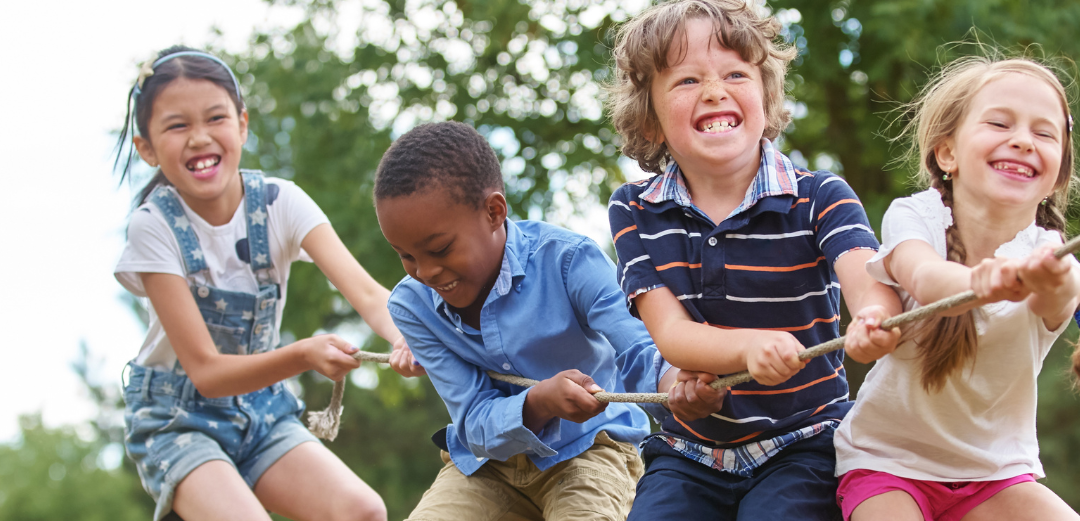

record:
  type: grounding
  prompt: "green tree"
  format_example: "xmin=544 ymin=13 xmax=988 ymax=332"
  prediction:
xmin=202 ymin=0 xmax=1080 ymax=515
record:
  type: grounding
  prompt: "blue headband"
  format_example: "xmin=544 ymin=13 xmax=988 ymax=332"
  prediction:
xmin=132 ymin=51 xmax=241 ymax=100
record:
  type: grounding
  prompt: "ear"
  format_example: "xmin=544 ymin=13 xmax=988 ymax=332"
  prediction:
xmin=132 ymin=135 xmax=158 ymax=167
xmin=238 ymin=109 xmax=250 ymax=144
xmin=483 ymin=191 xmax=508 ymax=231
xmin=643 ymin=119 xmax=665 ymax=145
xmin=934 ymin=138 xmax=958 ymax=175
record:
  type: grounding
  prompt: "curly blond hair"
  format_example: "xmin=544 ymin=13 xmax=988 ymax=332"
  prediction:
xmin=607 ymin=0 xmax=797 ymax=174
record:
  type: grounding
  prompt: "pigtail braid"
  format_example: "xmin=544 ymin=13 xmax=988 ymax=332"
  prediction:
xmin=909 ymin=181 xmax=981 ymax=392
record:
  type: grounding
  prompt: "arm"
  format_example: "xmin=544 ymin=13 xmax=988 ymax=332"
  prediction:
xmin=834 ymin=249 xmax=903 ymax=363
xmin=635 ymin=288 xmax=805 ymax=385
xmin=141 ymin=272 xmax=360 ymax=398
xmin=302 ymin=223 xmax=403 ymax=345
xmin=1017 ymin=246 xmax=1080 ymax=331
xmin=388 ymin=300 xmax=560 ymax=459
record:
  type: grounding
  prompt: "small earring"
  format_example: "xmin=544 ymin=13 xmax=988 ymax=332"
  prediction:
xmin=942 ymin=172 xmax=952 ymax=181
xmin=1041 ymin=196 xmax=1050 ymax=206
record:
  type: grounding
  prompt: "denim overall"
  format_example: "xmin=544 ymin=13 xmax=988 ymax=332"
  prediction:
xmin=122 ymin=172 xmax=315 ymax=521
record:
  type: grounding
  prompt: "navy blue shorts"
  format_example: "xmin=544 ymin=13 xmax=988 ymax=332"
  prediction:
xmin=627 ymin=429 xmax=842 ymax=521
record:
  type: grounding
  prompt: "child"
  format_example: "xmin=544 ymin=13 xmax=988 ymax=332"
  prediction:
xmin=605 ymin=0 xmax=903 ymax=519
xmin=833 ymin=56 xmax=1080 ymax=521
xmin=113 ymin=46 xmax=400 ymax=521
xmin=374 ymin=121 xmax=718 ymax=521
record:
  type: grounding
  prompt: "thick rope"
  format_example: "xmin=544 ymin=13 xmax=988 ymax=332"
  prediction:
xmin=309 ymin=235 xmax=1080 ymax=439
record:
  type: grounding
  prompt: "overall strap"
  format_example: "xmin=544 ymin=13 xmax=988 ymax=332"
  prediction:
xmin=241 ymin=171 xmax=275 ymax=279
xmin=148 ymin=185 xmax=208 ymax=276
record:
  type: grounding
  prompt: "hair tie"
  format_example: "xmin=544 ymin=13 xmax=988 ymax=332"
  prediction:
xmin=131 ymin=50 xmax=241 ymax=100
xmin=135 ymin=53 xmax=158 ymax=90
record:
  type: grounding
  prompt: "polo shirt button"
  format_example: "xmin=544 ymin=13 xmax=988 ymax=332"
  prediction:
xmin=707 ymin=237 xmax=718 ymax=246
xmin=502 ymin=363 xmax=511 ymax=370
xmin=197 ymin=286 xmax=210 ymax=298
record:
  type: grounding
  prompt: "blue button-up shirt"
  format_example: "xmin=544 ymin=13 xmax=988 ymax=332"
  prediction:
xmin=388 ymin=219 xmax=663 ymax=476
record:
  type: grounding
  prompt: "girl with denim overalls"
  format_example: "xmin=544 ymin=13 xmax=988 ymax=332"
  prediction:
xmin=113 ymin=46 xmax=403 ymax=521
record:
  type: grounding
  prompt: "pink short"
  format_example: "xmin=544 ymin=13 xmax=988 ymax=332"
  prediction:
xmin=836 ymin=469 xmax=1035 ymax=521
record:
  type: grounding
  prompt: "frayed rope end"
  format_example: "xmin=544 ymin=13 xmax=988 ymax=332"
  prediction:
xmin=306 ymin=406 xmax=343 ymax=441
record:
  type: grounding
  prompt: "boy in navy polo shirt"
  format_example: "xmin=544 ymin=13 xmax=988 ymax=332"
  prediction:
xmin=374 ymin=121 xmax=720 ymax=521
xmin=606 ymin=0 xmax=903 ymax=519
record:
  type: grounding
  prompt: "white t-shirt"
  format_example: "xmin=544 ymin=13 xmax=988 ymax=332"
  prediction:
xmin=834 ymin=189 xmax=1072 ymax=481
xmin=114 ymin=177 xmax=329 ymax=370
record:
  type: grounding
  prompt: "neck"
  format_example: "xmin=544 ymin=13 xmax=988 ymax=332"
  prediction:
xmin=950 ymin=190 xmax=1038 ymax=264
xmin=678 ymin=152 xmax=761 ymax=225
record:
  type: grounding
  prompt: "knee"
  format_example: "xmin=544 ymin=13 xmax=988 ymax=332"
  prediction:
xmin=329 ymin=490 xmax=387 ymax=521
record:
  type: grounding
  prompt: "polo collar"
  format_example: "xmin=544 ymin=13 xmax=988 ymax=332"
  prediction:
xmin=638 ymin=139 xmax=798 ymax=219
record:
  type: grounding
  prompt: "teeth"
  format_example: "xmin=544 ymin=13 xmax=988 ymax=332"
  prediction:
xmin=436 ymin=281 xmax=458 ymax=291
xmin=701 ymin=120 xmax=737 ymax=133
xmin=190 ymin=157 xmax=220 ymax=171
xmin=992 ymin=161 xmax=1035 ymax=177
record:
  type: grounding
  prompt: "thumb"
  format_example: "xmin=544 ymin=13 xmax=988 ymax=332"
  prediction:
xmin=564 ymin=370 xmax=604 ymax=393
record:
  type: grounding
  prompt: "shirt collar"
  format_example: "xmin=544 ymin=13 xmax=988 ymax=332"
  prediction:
xmin=638 ymin=139 xmax=798 ymax=218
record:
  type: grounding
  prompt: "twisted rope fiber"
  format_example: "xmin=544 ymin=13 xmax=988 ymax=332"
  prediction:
xmin=308 ymin=235 xmax=1080 ymax=440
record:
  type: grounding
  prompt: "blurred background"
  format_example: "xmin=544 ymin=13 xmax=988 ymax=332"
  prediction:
xmin=2 ymin=0 xmax=1079 ymax=519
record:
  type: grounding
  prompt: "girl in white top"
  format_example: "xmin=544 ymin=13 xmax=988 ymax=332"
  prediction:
xmin=834 ymin=56 xmax=1080 ymax=521
xmin=113 ymin=46 xmax=404 ymax=521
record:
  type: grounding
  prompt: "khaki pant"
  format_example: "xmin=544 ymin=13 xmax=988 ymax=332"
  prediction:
xmin=407 ymin=432 xmax=644 ymax=521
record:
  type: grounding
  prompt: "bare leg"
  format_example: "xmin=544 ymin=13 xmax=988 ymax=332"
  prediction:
xmin=850 ymin=490 xmax=925 ymax=521
xmin=962 ymin=482 xmax=1079 ymax=521
xmin=254 ymin=441 xmax=387 ymax=521
xmin=172 ymin=460 xmax=272 ymax=521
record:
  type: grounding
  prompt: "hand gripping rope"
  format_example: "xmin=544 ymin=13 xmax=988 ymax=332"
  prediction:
xmin=308 ymin=234 xmax=1080 ymax=441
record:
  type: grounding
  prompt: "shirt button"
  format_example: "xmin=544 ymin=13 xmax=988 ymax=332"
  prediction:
xmin=456 ymin=328 xmax=464 ymax=334
xmin=197 ymin=286 xmax=210 ymax=298
xmin=707 ymin=237 xmax=718 ymax=246
xmin=502 ymin=363 xmax=511 ymax=370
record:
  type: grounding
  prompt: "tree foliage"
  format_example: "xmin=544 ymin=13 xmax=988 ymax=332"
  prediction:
xmin=13 ymin=0 xmax=1080 ymax=518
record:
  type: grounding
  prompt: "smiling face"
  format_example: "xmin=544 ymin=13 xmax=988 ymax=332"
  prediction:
xmin=649 ymin=17 xmax=767 ymax=182
xmin=377 ymin=188 xmax=508 ymax=312
xmin=936 ymin=73 xmax=1067 ymax=215
xmin=133 ymin=78 xmax=248 ymax=219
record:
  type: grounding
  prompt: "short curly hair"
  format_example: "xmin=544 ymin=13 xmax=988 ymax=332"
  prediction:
xmin=374 ymin=121 xmax=504 ymax=208
xmin=608 ymin=0 xmax=797 ymax=174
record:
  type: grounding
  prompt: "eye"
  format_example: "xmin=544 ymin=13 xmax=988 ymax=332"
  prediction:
xmin=728 ymin=71 xmax=746 ymax=80
xmin=678 ymin=77 xmax=697 ymax=86
xmin=987 ymin=120 xmax=1008 ymax=129
xmin=430 ymin=244 xmax=452 ymax=257
xmin=166 ymin=123 xmax=187 ymax=131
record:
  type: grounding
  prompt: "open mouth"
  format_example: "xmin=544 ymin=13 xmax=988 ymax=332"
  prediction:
xmin=186 ymin=155 xmax=221 ymax=176
xmin=990 ymin=161 xmax=1037 ymax=178
xmin=434 ymin=280 xmax=459 ymax=292
xmin=697 ymin=114 xmax=741 ymax=134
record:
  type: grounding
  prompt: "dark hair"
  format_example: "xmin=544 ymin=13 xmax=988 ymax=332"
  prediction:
xmin=113 ymin=45 xmax=245 ymax=205
xmin=374 ymin=121 xmax=504 ymax=208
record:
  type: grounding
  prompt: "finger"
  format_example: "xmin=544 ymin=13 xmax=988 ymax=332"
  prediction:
xmin=564 ymin=370 xmax=604 ymax=393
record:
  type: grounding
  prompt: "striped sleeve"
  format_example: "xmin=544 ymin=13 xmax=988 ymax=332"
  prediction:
xmin=810 ymin=173 xmax=880 ymax=264
xmin=608 ymin=186 xmax=665 ymax=310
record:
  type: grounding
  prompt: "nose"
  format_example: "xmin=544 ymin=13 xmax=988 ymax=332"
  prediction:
xmin=701 ymin=78 xmax=727 ymax=103
xmin=414 ymin=260 xmax=443 ymax=285
xmin=188 ymin=124 xmax=212 ymax=148
xmin=1008 ymin=129 xmax=1034 ymax=153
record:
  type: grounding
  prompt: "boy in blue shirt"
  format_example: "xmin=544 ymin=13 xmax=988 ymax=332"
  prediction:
xmin=374 ymin=121 xmax=718 ymax=520
xmin=606 ymin=0 xmax=902 ymax=519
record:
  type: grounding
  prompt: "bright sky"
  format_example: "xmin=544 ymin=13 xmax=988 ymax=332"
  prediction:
xmin=0 ymin=0 xmax=306 ymax=442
